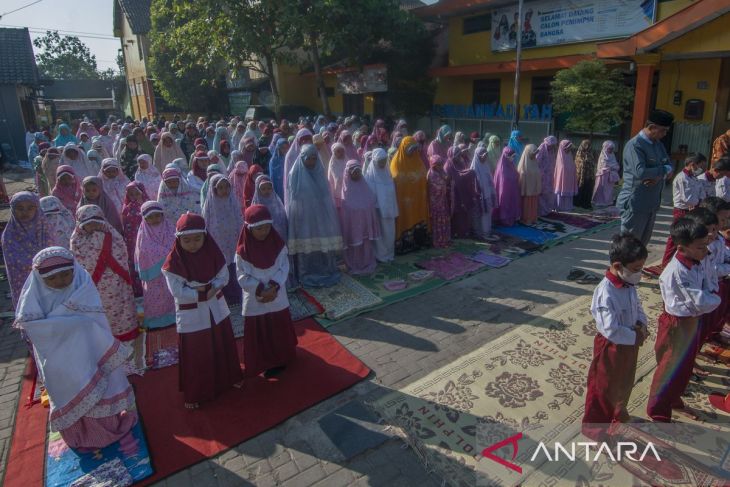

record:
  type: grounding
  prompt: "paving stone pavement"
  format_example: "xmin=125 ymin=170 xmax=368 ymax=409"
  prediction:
xmin=0 ymin=190 xmax=673 ymax=486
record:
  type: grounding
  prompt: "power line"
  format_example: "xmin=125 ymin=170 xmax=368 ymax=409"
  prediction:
xmin=0 ymin=0 xmax=44 ymax=19
xmin=0 ymin=23 xmax=118 ymax=40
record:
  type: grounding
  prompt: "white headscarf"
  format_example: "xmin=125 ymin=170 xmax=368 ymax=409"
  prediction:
xmin=363 ymin=148 xmax=398 ymax=219
xmin=14 ymin=247 xmax=133 ymax=432
xmin=469 ymin=143 xmax=497 ymax=210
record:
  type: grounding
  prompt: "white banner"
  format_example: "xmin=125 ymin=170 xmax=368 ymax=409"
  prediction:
xmin=491 ymin=0 xmax=656 ymax=51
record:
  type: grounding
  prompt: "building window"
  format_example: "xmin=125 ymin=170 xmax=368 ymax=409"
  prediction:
xmin=463 ymin=14 xmax=491 ymax=35
xmin=473 ymin=79 xmax=500 ymax=105
xmin=531 ymin=76 xmax=553 ymax=106
xmin=343 ymin=94 xmax=364 ymax=116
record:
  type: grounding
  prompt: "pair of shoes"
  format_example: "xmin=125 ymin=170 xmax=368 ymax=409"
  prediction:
xmin=567 ymin=268 xmax=601 ymax=285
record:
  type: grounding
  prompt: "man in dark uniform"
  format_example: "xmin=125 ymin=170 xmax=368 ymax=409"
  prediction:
xmin=616 ymin=110 xmax=675 ymax=246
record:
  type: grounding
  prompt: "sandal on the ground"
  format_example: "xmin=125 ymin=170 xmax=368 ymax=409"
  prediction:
xmin=567 ymin=269 xmax=586 ymax=281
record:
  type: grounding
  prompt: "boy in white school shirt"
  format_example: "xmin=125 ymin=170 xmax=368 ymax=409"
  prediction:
xmin=648 ymin=218 xmax=721 ymax=422
xmin=582 ymin=233 xmax=648 ymax=441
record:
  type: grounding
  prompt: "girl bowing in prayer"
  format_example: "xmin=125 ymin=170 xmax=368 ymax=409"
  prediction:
xmin=51 ymin=165 xmax=82 ymax=215
xmin=428 ymin=155 xmax=451 ymax=248
xmin=286 ymin=144 xmax=342 ymax=287
xmin=252 ymin=174 xmax=288 ymax=242
xmin=470 ymin=144 xmax=497 ymax=238
xmin=134 ymin=201 xmax=176 ymax=330
xmin=391 ymin=136 xmax=430 ymax=253
xmin=235 ymin=205 xmax=298 ymax=378
xmin=157 ymin=167 xmax=200 ymax=224
xmin=162 ymin=213 xmax=243 ymax=409
xmin=536 ymin=136 xmax=558 ymax=216
xmin=14 ymin=247 xmax=137 ymax=450
xmin=554 ymin=140 xmax=578 ymax=212
xmin=592 ymin=141 xmax=620 ymax=208
xmin=99 ymin=158 xmax=130 ymax=216
xmin=493 ymin=147 xmax=522 ymax=226
xmin=2 ymin=192 xmax=51 ymax=308
xmin=517 ymin=144 xmax=541 ymax=225
xmin=364 ymin=148 xmax=398 ymax=263
xmin=122 ymin=182 xmax=150 ymax=296
xmin=134 ymin=154 xmax=161 ymax=198
xmin=202 ymin=175 xmax=244 ymax=304
xmin=71 ymin=205 xmax=141 ymax=372
xmin=78 ymin=176 xmax=124 ymax=236
xmin=340 ymin=160 xmax=381 ymax=275
xmin=445 ymin=144 xmax=482 ymax=238
xmin=40 ymin=196 xmax=75 ymax=249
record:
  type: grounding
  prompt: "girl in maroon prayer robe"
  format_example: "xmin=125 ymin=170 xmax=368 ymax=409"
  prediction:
xmin=162 ymin=213 xmax=243 ymax=409
xmin=235 ymin=205 xmax=298 ymax=378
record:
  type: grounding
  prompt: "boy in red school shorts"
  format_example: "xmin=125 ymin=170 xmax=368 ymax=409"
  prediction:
xmin=647 ymin=218 xmax=721 ymax=422
xmin=582 ymin=233 xmax=648 ymax=441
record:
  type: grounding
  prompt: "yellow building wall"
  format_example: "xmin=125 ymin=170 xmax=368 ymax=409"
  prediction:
xmin=434 ymin=72 xmax=550 ymax=107
xmin=655 ymin=62 xmax=722 ymax=125
xmin=120 ymin=15 xmax=147 ymax=80
xmin=660 ymin=15 xmax=730 ymax=56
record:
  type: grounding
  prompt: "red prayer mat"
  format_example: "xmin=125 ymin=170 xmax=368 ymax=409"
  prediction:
xmin=5 ymin=318 xmax=370 ymax=486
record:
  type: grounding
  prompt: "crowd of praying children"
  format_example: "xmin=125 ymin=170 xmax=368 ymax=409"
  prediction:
xmin=2 ymin=114 xmax=646 ymax=452
xmin=583 ymin=157 xmax=730 ymax=438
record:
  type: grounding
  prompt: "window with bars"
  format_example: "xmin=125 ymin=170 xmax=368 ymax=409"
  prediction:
xmin=473 ymin=79 xmax=501 ymax=105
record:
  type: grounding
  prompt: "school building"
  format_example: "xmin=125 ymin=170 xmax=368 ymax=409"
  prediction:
xmin=411 ymin=0 xmax=730 ymax=155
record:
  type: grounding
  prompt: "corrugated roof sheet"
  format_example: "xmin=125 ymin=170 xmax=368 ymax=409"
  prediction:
xmin=0 ymin=28 xmax=39 ymax=85
xmin=118 ymin=0 xmax=152 ymax=35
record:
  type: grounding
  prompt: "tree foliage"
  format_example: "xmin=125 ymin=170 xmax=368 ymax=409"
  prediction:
xmin=33 ymin=30 xmax=100 ymax=79
xmin=288 ymin=0 xmax=435 ymax=116
xmin=149 ymin=0 xmax=229 ymax=113
xmin=149 ymin=0 xmax=299 ymax=116
xmin=148 ymin=0 xmax=435 ymax=117
xmin=551 ymin=60 xmax=634 ymax=136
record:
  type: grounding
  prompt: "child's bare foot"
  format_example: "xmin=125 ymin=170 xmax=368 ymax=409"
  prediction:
xmin=232 ymin=380 xmax=244 ymax=389
xmin=184 ymin=402 xmax=199 ymax=409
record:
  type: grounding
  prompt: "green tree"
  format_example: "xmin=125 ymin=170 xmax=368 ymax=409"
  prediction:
xmin=551 ymin=60 xmax=634 ymax=139
xmin=289 ymin=0 xmax=435 ymax=117
xmin=33 ymin=30 xmax=100 ymax=79
xmin=149 ymin=0 xmax=229 ymax=113
xmin=149 ymin=0 xmax=299 ymax=117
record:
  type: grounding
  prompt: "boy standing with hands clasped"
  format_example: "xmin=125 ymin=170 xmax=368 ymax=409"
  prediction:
xmin=582 ymin=233 xmax=649 ymax=440
xmin=647 ymin=218 xmax=721 ymax=422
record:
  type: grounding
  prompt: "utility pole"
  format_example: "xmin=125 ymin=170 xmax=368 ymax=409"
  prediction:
xmin=512 ymin=0 xmax=524 ymax=131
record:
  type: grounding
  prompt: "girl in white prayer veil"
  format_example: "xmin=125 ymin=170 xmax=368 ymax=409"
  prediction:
xmin=14 ymin=247 xmax=137 ymax=450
